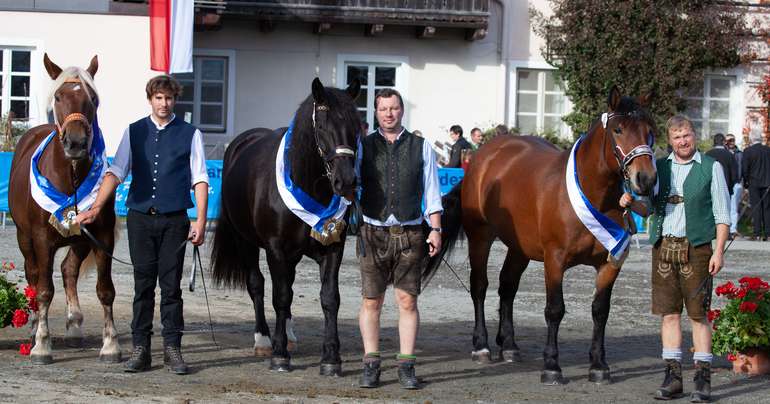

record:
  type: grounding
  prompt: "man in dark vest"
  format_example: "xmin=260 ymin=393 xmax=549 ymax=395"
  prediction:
xmin=77 ymin=75 xmax=209 ymax=375
xmin=741 ymin=130 xmax=770 ymax=240
xmin=624 ymin=115 xmax=729 ymax=402
xmin=706 ymin=133 xmax=738 ymax=197
xmin=357 ymin=88 xmax=442 ymax=390
xmin=445 ymin=124 xmax=472 ymax=168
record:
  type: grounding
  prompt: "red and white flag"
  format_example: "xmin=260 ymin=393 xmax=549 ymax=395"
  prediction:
xmin=149 ymin=0 xmax=193 ymax=74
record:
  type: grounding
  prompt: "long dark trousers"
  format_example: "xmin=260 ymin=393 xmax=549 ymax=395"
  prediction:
xmin=749 ymin=186 xmax=770 ymax=238
xmin=127 ymin=209 xmax=189 ymax=348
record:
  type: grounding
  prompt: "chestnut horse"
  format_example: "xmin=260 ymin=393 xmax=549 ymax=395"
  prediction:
xmin=9 ymin=54 xmax=120 ymax=364
xmin=427 ymin=87 xmax=657 ymax=384
xmin=211 ymin=78 xmax=360 ymax=375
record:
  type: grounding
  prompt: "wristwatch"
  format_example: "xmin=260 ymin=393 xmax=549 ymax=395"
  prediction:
xmin=430 ymin=227 xmax=442 ymax=233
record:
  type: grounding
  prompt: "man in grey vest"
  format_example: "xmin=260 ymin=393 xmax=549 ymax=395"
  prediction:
xmin=357 ymin=88 xmax=442 ymax=390
xmin=624 ymin=115 xmax=729 ymax=402
xmin=77 ymin=75 xmax=209 ymax=375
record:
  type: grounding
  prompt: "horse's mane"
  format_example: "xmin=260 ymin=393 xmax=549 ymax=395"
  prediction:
xmin=288 ymin=87 xmax=360 ymax=167
xmin=46 ymin=67 xmax=99 ymax=123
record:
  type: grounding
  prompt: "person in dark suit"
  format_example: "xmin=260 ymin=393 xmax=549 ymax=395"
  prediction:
xmin=706 ymin=133 xmax=738 ymax=195
xmin=741 ymin=131 xmax=770 ymax=240
xmin=725 ymin=133 xmax=744 ymax=238
xmin=445 ymin=124 xmax=472 ymax=168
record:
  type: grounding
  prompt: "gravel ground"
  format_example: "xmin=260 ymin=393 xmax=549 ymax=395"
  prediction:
xmin=0 ymin=223 xmax=769 ymax=403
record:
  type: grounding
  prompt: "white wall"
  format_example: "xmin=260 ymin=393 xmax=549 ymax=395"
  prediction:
xmin=0 ymin=11 xmax=155 ymax=155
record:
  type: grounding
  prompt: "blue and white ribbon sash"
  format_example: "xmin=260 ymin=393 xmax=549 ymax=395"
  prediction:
xmin=275 ymin=121 xmax=350 ymax=233
xmin=29 ymin=115 xmax=108 ymax=227
xmin=565 ymin=136 xmax=630 ymax=260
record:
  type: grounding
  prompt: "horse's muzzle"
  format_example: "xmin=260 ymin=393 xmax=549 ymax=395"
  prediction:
xmin=632 ymin=171 xmax=656 ymax=196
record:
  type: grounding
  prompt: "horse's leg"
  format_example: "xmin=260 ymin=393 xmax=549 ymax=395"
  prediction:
xmin=588 ymin=262 xmax=621 ymax=384
xmin=265 ymin=246 xmax=300 ymax=372
xmin=18 ymin=232 xmax=38 ymax=338
xmin=468 ymin=228 xmax=494 ymax=363
xmin=92 ymin=238 xmax=122 ymax=363
xmin=246 ymin=250 xmax=272 ymax=357
xmin=496 ymin=249 xmax=528 ymax=363
xmin=30 ymin=241 xmax=55 ymax=365
xmin=317 ymin=246 xmax=343 ymax=376
xmin=541 ymin=255 xmax=567 ymax=385
xmin=60 ymin=244 xmax=90 ymax=348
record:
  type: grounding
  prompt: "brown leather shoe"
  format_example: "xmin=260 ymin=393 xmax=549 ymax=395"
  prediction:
xmin=691 ymin=361 xmax=711 ymax=403
xmin=654 ymin=359 xmax=683 ymax=400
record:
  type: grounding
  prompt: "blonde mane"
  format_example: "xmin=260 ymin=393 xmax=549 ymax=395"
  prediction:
xmin=46 ymin=66 xmax=99 ymax=124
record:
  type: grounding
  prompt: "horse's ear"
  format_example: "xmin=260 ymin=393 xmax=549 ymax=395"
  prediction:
xmin=43 ymin=53 xmax=62 ymax=80
xmin=345 ymin=78 xmax=361 ymax=100
xmin=638 ymin=90 xmax=654 ymax=108
xmin=607 ymin=85 xmax=621 ymax=111
xmin=86 ymin=55 xmax=98 ymax=78
xmin=311 ymin=77 xmax=327 ymax=105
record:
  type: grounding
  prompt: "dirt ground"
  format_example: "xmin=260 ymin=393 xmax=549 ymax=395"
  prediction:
xmin=1 ymin=225 xmax=769 ymax=403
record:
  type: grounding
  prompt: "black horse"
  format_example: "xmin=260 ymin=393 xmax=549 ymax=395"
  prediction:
xmin=211 ymin=78 xmax=361 ymax=375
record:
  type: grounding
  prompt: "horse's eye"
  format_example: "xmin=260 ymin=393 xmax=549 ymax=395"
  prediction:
xmin=613 ymin=127 xmax=622 ymax=134
xmin=54 ymin=95 xmax=60 ymax=102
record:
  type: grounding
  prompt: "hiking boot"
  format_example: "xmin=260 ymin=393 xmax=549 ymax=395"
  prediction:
xmin=654 ymin=359 xmax=683 ymax=400
xmin=359 ymin=359 xmax=381 ymax=388
xmin=691 ymin=361 xmax=711 ymax=403
xmin=163 ymin=345 xmax=189 ymax=375
xmin=397 ymin=361 xmax=421 ymax=390
xmin=124 ymin=345 xmax=151 ymax=373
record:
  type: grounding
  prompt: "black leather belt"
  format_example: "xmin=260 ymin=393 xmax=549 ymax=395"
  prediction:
xmin=667 ymin=195 xmax=684 ymax=204
xmin=142 ymin=207 xmax=185 ymax=217
xmin=367 ymin=223 xmax=422 ymax=235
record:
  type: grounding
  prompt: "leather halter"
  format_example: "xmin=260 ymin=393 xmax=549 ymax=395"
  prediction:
xmin=55 ymin=78 xmax=94 ymax=141
xmin=603 ymin=111 xmax=654 ymax=179
xmin=311 ymin=102 xmax=357 ymax=182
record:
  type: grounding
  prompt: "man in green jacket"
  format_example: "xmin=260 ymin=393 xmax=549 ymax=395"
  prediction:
xmin=621 ymin=115 xmax=729 ymax=402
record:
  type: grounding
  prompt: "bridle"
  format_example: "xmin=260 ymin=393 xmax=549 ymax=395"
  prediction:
xmin=602 ymin=110 xmax=654 ymax=180
xmin=54 ymin=78 xmax=94 ymax=142
xmin=311 ymin=102 xmax=357 ymax=182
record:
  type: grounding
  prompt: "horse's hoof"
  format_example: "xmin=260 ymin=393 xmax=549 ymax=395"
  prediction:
xmin=99 ymin=352 xmax=122 ymax=363
xmin=471 ymin=349 xmax=492 ymax=364
xmin=588 ymin=368 xmax=611 ymax=384
xmin=319 ymin=363 xmax=342 ymax=377
xmin=31 ymin=354 xmax=53 ymax=365
xmin=500 ymin=349 xmax=522 ymax=363
xmin=541 ymin=370 xmax=568 ymax=385
xmin=65 ymin=337 xmax=84 ymax=349
xmin=254 ymin=346 xmax=272 ymax=358
xmin=269 ymin=357 xmax=292 ymax=372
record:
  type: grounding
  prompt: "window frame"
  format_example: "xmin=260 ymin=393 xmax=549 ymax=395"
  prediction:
xmin=0 ymin=42 xmax=41 ymax=125
xmin=513 ymin=68 xmax=568 ymax=136
xmin=337 ymin=54 xmax=409 ymax=131
xmin=685 ymin=75 xmax=736 ymax=139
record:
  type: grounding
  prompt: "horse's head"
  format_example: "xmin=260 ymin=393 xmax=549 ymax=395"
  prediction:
xmin=603 ymin=85 xmax=657 ymax=196
xmin=44 ymin=53 xmax=99 ymax=161
xmin=308 ymin=77 xmax=362 ymax=198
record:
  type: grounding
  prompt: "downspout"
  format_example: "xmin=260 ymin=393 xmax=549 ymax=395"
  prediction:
xmin=490 ymin=0 xmax=510 ymax=126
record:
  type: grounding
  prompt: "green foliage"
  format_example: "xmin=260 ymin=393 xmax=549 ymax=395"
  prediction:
xmin=711 ymin=277 xmax=770 ymax=356
xmin=0 ymin=113 xmax=29 ymax=152
xmin=532 ymin=0 xmax=746 ymax=137
xmin=0 ymin=276 xmax=28 ymax=328
xmin=482 ymin=124 xmax=574 ymax=150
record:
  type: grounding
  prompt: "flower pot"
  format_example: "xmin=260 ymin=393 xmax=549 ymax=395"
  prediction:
xmin=731 ymin=348 xmax=770 ymax=375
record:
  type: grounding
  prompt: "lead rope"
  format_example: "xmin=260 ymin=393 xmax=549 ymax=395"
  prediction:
xmin=190 ymin=245 xmax=219 ymax=349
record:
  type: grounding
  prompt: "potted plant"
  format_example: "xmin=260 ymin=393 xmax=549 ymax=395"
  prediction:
xmin=711 ymin=276 xmax=770 ymax=375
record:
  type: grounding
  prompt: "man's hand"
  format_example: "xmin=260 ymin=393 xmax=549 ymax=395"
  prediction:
xmin=427 ymin=229 xmax=442 ymax=257
xmin=619 ymin=192 xmax=634 ymax=208
xmin=709 ymin=250 xmax=724 ymax=275
xmin=189 ymin=220 xmax=206 ymax=246
xmin=75 ymin=206 xmax=101 ymax=225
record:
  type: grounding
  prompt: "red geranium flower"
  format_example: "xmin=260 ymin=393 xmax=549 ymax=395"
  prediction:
xmin=727 ymin=353 xmax=737 ymax=362
xmin=716 ymin=281 xmax=738 ymax=297
xmin=739 ymin=301 xmax=759 ymax=313
xmin=708 ymin=309 xmax=721 ymax=322
xmin=11 ymin=309 xmax=29 ymax=328
xmin=18 ymin=343 xmax=31 ymax=356
xmin=23 ymin=285 xmax=36 ymax=300
xmin=28 ymin=298 xmax=38 ymax=312
xmin=736 ymin=288 xmax=748 ymax=299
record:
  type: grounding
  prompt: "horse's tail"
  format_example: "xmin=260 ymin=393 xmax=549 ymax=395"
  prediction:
xmin=422 ymin=181 xmax=464 ymax=287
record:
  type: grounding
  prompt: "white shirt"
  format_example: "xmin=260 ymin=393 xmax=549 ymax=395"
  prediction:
xmin=107 ymin=114 xmax=209 ymax=187
xmin=358 ymin=128 xmax=443 ymax=226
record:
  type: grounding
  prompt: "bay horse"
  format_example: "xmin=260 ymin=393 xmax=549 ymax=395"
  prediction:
xmin=9 ymin=54 xmax=120 ymax=364
xmin=427 ymin=87 xmax=657 ymax=384
xmin=211 ymin=78 xmax=360 ymax=376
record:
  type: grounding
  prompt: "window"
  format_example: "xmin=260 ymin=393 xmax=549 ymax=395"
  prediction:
xmin=344 ymin=62 xmax=399 ymax=130
xmin=515 ymin=69 xmax=567 ymax=135
xmin=0 ymin=48 xmax=32 ymax=120
xmin=173 ymin=56 xmax=228 ymax=132
xmin=685 ymin=76 xmax=734 ymax=138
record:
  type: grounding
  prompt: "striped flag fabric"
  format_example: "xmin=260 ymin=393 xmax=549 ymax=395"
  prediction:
xmin=149 ymin=0 xmax=193 ymax=74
